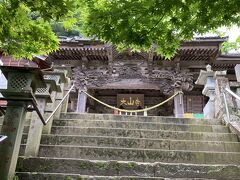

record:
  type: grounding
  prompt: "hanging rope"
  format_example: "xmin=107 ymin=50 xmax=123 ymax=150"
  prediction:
xmin=81 ymin=90 xmax=183 ymax=113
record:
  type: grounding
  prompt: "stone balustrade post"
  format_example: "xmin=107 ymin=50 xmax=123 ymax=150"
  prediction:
xmin=0 ymin=66 xmax=45 ymax=180
xmin=195 ymin=65 xmax=215 ymax=118
xmin=235 ymin=64 xmax=240 ymax=110
xmin=214 ymin=71 xmax=233 ymax=120
xmin=25 ymin=75 xmax=58 ymax=157
xmin=42 ymin=71 xmax=64 ymax=134
xmin=52 ymin=69 xmax=68 ymax=120
xmin=61 ymin=77 xmax=71 ymax=113
xmin=229 ymin=82 xmax=240 ymax=111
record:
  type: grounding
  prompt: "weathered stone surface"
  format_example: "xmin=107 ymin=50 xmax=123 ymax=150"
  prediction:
xmin=154 ymin=163 xmax=240 ymax=179
xmin=0 ymin=117 xmax=3 ymax=124
xmin=16 ymin=157 xmax=240 ymax=179
xmin=16 ymin=173 xmax=164 ymax=180
xmin=21 ymin=134 xmax=240 ymax=152
xmin=1 ymin=125 xmax=29 ymax=134
xmin=60 ymin=113 xmax=221 ymax=125
xmin=19 ymin=145 xmax=240 ymax=164
xmin=17 ymin=157 xmax=154 ymax=177
xmin=52 ymin=120 xmax=229 ymax=133
xmin=50 ymin=127 xmax=238 ymax=142
xmin=17 ymin=113 xmax=240 ymax=179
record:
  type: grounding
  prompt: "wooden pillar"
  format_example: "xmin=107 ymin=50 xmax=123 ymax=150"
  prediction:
xmin=174 ymin=88 xmax=184 ymax=118
xmin=76 ymin=89 xmax=87 ymax=113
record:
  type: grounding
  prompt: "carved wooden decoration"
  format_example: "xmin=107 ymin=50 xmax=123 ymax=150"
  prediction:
xmin=73 ymin=58 xmax=194 ymax=94
xmin=150 ymin=69 xmax=194 ymax=94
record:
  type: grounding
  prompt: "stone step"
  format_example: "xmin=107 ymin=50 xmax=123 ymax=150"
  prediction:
xmin=52 ymin=120 xmax=229 ymax=133
xmin=51 ymin=127 xmax=238 ymax=142
xmin=19 ymin=145 xmax=240 ymax=165
xmin=16 ymin=173 xmax=165 ymax=180
xmin=21 ymin=134 xmax=240 ymax=152
xmin=60 ymin=113 xmax=221 ymax=125
xmin=16 ymin=157 xmax=240 ymax=179
xmin=18 ymin=173 xmax=208 ymax=180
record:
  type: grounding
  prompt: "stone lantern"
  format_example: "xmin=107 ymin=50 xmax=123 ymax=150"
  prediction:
xmin=51 ymin=68 xmax=69 ymax=119
xmin=25 ymin=71 xmax=60 ymax=157
xmin=195 ymin=65 xmax=216 ymax=118
xmin=42 ymin=71 xmax=64 ymax=134
xmin=0 ymin=66 xmax=45 ymax=180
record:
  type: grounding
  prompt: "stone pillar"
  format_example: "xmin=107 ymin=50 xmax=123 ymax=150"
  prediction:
xmin=25 ymin=81 xmax=55 ymax=157
xmin=61 ymin=77 xmax=71 ymax=113
xmin=53 ymin=69 xmax=68 ymax=120
xmin=0 ymin=102 xmax=27 ymax=179
xmin=42 ymin=91 xmax=56 ymax=134
xmin=214 ymin=71 xmax=233 ymax=119
xmin=235 ymin=64 xmax=240 ymax=82
xmin=235 ymin=65 xmax=240 ymax=109
xmin=0 ymin=66 xmax=45 ymax=180
xmin=236 ymin=88 xmax=240 ymax=110
xmin=76 ymin=89 xmax=87 ymax=113
xmin=24 ymin=98 xmax=46 ymax=157
xmin=174 ymin=88 xmax=184 ymax=118
xmin=42 ymin=71 xmax=64 ymax=134
xmin=195 ymin=65 xmax=215 ymax=119
xmin=54 ymin=83 xmax=65 ymax=119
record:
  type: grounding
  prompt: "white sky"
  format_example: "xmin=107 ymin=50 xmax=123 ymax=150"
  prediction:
xmin=198 ymin=25 xmax=240 ymax=42
xmin=220 ymin=25 xmax=240 ymax=42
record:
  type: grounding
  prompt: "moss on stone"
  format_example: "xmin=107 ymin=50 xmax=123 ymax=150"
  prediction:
xmin=95 ymin=161 xmax=109 ymax=170
xmin=127 ymin=162 xmax=137 ymax=169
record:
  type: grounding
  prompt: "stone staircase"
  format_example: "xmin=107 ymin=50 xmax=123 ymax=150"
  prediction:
xmin=16 ymin=113 xmax=240 ymax=179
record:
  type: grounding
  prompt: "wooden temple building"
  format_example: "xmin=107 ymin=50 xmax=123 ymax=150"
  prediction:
xmin=1 ymin=36 xmax=240 ymax=117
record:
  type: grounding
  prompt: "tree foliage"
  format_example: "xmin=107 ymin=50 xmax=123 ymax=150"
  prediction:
xmin=222 ymin=35 xmax=240 ymax=54
xmin=0 ymin=0 xmax=76 ymax=59
xmin=0 ymin=0 xmax=240 ymax=59
xmin=79 ymin=0 xmax=240 ymax=58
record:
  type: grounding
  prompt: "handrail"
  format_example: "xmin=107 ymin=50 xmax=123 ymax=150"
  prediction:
xmin=44 ymin=84 xmax=75 ymax=124
xmin=222 ymin=87 xmax=240 ymax=125
xmin=0 ymin=135 xmax=7 ymax=143
xmin=222 ymin=90 xmax=230 ymax=125
xmin=225 ymin=88 xmax=240 ymax=101
xmin=0 ymin=84 xmax=74 ymax=125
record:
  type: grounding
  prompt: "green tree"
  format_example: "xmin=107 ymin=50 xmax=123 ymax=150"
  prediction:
xmin=1 ymin=0 xmax=240 ymax=59
xmin=221 ymin=35 xmax=240 ymax=54
xmin=79 ymin=0 xmax=240 ymax=58
xmin=0 ymin=0 xmax=77 ymax=59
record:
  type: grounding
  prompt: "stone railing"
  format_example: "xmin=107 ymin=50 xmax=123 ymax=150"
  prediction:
xmin=196 ymin=64 xmax=240 ymax=139
xmin=222 ymin=88 xmax=240 ymax=139
xmin=0 ymin=65 xmax=71 ymax=180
